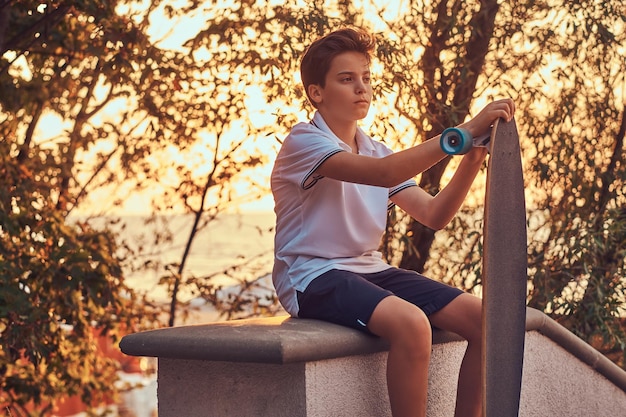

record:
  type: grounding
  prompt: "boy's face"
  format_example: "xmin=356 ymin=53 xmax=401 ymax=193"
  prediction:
xmin=308 ymin=51 xmax=372 ymax=122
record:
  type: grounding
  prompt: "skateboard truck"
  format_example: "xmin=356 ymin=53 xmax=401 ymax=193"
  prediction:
xmin=440 ymin=127 xmax=491 ymax=155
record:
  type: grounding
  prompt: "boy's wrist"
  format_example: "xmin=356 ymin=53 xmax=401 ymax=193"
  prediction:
xmin=457 ymin=122 xmax=476 ymax=138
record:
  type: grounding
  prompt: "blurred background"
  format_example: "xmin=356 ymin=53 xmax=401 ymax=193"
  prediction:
xmin=1 ymin=0 xmax=624 ymax=415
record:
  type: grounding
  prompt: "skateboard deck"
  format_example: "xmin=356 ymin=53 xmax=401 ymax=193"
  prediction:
xmin=482 ymin=118 xmax=527 ymax=417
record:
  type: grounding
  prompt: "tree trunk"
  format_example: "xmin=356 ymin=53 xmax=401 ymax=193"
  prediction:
xmin=399 ymin=0 xmax=500 ymax=272
xmin=0 ymin=2 xmax=9 ymax=54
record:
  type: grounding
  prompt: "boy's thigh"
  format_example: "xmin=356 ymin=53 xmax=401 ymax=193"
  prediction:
xmin=296 ymin=269 xmax=393 ymax=332
xmin=365 ymin=267 xmax=464 ymax=317
xmin=428 ymin=292 xmax=482 ymax=339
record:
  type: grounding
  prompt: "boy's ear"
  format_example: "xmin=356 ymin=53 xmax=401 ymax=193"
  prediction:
xmin=307 ymin=84 xmax=323 ymax=104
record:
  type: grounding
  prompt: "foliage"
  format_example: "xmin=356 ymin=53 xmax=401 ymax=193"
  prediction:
xmin=0 ymin=139 xmax=159 ymax=415
xmin=488 ymin=0 xmax=626 ymax=366
xmin=2 ymin=0 xmax=176 ymax=414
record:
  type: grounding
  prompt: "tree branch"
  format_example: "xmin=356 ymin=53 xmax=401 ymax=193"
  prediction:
xmin=17 ymin=101 xmax=43 ymax=162
xmin=594 ymin=102 xmax=626 ymax=222
xmin=0 ymin=3 xmax=71 ymax=74
xmin=452 ymin=0 xmax=500 ymax=111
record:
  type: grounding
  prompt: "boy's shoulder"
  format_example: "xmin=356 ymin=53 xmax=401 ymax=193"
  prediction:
xmin=290 ymin=119 xmax=322 ymax=135
xmin=285 ymin=119 xmax=338 ymax=146
xmin=276 ymin=120 xmax=344 ymax=161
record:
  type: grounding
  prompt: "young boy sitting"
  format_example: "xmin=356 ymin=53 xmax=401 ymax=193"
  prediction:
xmin=271 ymin=27 xmax=515 ymax=417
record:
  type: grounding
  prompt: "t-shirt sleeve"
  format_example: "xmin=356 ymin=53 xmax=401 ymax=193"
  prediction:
xmin=275 ymin=123 xmax=345 ymax=189
xmin=368 ymin=140 xmax=417 ymax=190
xmin=367 ymin=138 xmax=418 ymax=208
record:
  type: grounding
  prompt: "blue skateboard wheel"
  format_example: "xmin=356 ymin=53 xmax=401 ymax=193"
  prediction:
xmin=440 ymin=127 xmax=473 ymax=155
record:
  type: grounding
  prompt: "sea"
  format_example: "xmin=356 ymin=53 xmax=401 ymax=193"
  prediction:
xmin=77 ymin=211 xmax=276 ymax=304
xmin=112 ymin=211 xmax=277 ymax=306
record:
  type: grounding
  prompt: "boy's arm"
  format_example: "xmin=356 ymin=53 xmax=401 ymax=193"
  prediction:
xmin=391 ymin=147 xmax=487 ymax=230
xmin=315 ymin=99 xmax=515 ymax=188
xmin=383 ymin=99 xmax=516 ymax=229
xmin=314 ymin=135 xmax=447 ymax=188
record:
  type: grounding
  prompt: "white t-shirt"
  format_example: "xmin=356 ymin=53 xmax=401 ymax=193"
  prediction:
xmin=271 ymin=112 xmax=417 ymax=316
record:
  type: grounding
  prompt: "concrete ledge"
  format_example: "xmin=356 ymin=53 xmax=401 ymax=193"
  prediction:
xmin=120 ymin=307 xmax=626 ymax=392
xmin=119 ymin=314 xmax=463 ymax=364
xmin=120 ymin=307 xmax=626 ymax=417
xmin=525 ymin=308 xmax=626 ymax=392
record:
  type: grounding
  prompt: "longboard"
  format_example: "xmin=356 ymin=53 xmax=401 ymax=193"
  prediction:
xmin=482 ymin=118 xmax=527 ymax=417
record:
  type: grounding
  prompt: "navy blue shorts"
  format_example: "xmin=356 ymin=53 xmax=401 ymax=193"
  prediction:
xmin=296 ymin=268 xmax=463 ymax=333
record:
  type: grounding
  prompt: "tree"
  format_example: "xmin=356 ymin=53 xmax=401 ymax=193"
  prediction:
xmin=1 ymin=0 xmax=193 ymax=414
xmin=0 ymin=143 xmax=159 ymax=415
xmin=1 ymin=0 xmax=282 ymax=412
xmin=506 ymin=1 xmax=626 ymax=364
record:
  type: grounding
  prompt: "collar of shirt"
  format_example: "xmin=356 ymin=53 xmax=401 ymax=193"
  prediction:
xmin=310 ymin=112 xmax=376 ymax=156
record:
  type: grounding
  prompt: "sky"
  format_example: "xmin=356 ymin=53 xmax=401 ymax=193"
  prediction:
xmin=30 ymin=0 xmax=625 ymax=216
xmin=31 ymin=0 xmax=418 ymax=215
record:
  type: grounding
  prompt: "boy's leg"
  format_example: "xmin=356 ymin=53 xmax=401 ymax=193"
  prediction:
xmin=367 ymin=296 xmax=432 ymax=417
xmin=429 ymin=293 xmax=482 ymax=417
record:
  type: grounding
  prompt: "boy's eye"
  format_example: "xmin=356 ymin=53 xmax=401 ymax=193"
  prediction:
xmin=340 ymin=76 xmax=370 ymax=83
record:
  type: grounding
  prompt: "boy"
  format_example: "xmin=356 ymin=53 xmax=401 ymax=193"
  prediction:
xmin=271 ymin=27 xmax=515 ymax=417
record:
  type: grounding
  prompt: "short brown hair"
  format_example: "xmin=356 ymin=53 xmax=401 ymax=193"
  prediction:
xmin=300 ymin=27 xmax=376 ymax=107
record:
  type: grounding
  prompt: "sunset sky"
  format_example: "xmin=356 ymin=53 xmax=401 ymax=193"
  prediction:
xmin=29 ymin=0 xmax=623 ymax=216
xmin=31 ymin=0 xmax=423 ymax=215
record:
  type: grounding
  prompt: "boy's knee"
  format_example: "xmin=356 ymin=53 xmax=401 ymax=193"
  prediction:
xmin=369 ymin=297 xmax=431 ymax=342
xmin=406 ymin=308 xmax=432 ymax=337
xmin=391 ymin=307 xmax=432 ymax=353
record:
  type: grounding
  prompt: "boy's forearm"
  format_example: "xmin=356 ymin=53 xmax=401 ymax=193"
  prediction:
xmin=382 ymin=136 xmax=447 ymax=185
xmin=428 ymin=154 xmax=485 ymax=228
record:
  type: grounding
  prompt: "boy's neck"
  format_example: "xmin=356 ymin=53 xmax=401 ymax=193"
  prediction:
xmin=318 ymin=110 xmax=359 ymax=152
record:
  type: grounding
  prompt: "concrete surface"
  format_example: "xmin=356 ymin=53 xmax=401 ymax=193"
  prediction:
xmin=120 ymin=308 xmax=626 ymax=417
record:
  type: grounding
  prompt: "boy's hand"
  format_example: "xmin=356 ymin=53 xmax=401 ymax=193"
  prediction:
xmin=461 ymin=99 xmax=516 ymax=138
